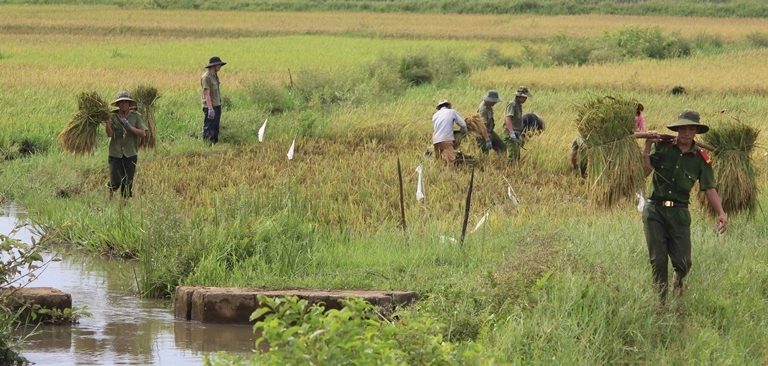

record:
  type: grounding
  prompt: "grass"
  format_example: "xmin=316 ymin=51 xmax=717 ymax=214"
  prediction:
xmin=2 ymin=6 xmax=768 ymax=364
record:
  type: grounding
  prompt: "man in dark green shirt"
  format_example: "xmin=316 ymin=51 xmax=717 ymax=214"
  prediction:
xmin=642 ymin=109 xmax=727 ymax=303
xmin=476 ymin=90 xmax=506 ymax=154
xmin=503 ymin=86 xmax=530 ymax=161
xmin=106 ymin=91 xmax=148 ymax=201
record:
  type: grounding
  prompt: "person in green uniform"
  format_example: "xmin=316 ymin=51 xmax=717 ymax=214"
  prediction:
xmin=105 ymin=91 xmax=148 ymax=201
xmin=642 ymin=109 xmax=727 ymax=303
xmin=570 ymin=135 xmax=587 ymax=178
xmin=503 ymin=86 xmax=531 ymax=161
xmin=475 ymin=90 xmax=506 ymax=154
xmin=201 ymin=56 xmax=226 ymax=144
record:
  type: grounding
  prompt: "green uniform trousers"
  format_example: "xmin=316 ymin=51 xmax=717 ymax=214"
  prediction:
xmin=642 ymin=203 xmax=692 ymax=300
xmin=504 ymin=133 xmax=521 ymax=161
xmin=476 ymin=130 xmax=506 ymax=154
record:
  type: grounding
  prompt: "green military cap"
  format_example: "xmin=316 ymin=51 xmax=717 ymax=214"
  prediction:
xmin=515 ymin=86 xmax=531 ymax=98
xmin=667 ymin=109 xmax=709 ymax=134
xmin=482 ymin=90 xmax=503 ymax=103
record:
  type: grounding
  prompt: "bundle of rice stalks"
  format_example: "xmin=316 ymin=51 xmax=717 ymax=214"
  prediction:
xmin=697 ymin=117 xmax=759 ymax=216
xmin=133 ymin=85 xmax=159 ymax=150
xmin=57 ymin=91 xmax=110 ymax=154
xmin=574 ymin=96 xmax=644 ymax=207
xmin=462 ymin=112 xmax=486 ymax=136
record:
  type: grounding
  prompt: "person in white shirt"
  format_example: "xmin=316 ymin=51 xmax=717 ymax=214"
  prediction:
xmin=432 ymin=99 xmax=467 ymax=170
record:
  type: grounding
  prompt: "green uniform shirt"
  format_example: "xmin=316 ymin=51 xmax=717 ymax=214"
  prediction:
xmin=477 ymin=101 xmax=495 ymax=132
xmin=108 ymin=111 xmax=147 ymax=158
xmin=201 ymin=71 xmax=221 ymax=108
xmin=648 ymin=140 xmax=716 ymax=204
xmin=504 ymin=97 xmax=523 ymax=135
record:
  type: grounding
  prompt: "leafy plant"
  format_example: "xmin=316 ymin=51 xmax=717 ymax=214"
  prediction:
xmin=29 ymin=305 xmax=91 ymax=325
xmin=204 ymin=295 xmax=480 ymax=365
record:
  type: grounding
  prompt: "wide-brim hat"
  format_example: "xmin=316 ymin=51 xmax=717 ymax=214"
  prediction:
xmin=667 ymin=108 xmax=709 ymax=134
xmin=206 ymin=56 xmax=227 ymax=68
xmin=482 ymin=90 xmax=502 ymax=103
xmin=515 ymin=86 xmax=531 ymax=98
xmin=436 ymin=99 xmax=451 ymax=110
xmin=111 ymin=91 xmax=136 ymax=106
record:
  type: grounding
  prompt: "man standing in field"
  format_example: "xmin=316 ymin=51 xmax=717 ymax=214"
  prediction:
xmin=432 ymin=99 xmax=467 ymax=170
xmin=642 ymin=109 xmax=727 ymax=303
xmin=476 ymin=90 xmax=506 ymax=154
xmin=105 ymin=91 xmax=147 ymax=202
xmin=504 ymin=86 xmax=531 ymax=161
xmin=201 ymin=56 xmax=226 ymax=144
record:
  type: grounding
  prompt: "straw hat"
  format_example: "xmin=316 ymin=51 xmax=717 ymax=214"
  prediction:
xmin=205 ymin=56 xmax=227 ymax=68
xmin=436 ymin=99 xmax=452 ymax=110
xmin=667 ymin=109 xmax=709 ymax=134
xmin=482 ymin=90 xmax=503 ymax=103
xmin=111 ymin=91 xmax=136 ymax=106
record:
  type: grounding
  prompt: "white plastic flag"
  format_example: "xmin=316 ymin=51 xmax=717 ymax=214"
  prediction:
xmin=415 ymin=165 xmax=425 ymax=201
xmin=287 ymin=137 xmax=296 ymax=160
xmin=439 ymin=236 xmax=457 ymax=244
xmin=507 ymin=185 xmax=519 ymax=206
xmin=472 ymin=211 xmax=489 ymax=233
xmin=636 ymin=191 xmax=645 ymax=212
xmin=258 ymin=119 xmax=268 ymax=143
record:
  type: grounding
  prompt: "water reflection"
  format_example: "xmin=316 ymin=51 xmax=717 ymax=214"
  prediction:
xmin=1 ymin=203 xmax=257 ymax=365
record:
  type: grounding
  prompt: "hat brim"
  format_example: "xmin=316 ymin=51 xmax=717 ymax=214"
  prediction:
xmin=483 ymin=96 xmax=503 ymax=103
xmin=515 ymin=93 xmax=530 ymax=98
xmin=667 ymin=120 xmax=709 ymax=134
xmin=436 ymin=102 xmax=451 ymax=110
xmin=111 ymin=98 xmax=137 ymax=106
xmin=206 ymin=62 xmax=227 ymax=68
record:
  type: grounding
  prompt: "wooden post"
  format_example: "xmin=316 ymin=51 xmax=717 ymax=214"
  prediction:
xmin=397 ymin=157 xmax=407 ymax=232
xmin=460 ymin=166 xmax=475 ymax=245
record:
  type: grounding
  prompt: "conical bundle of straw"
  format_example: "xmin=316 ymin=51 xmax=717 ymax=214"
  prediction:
xmin=575 ymin=96 xmax=645 ymax=207
xmin=697 ymin=117 xmax=759 ymax=216
xmin=133 ymin=85 xmax=159 ymax=150
xmin=57 ymin=91 xmax=110 ymax=154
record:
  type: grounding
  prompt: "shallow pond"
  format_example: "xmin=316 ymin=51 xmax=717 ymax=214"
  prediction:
xmin=1 ymin=203 xmax=257 ymax=365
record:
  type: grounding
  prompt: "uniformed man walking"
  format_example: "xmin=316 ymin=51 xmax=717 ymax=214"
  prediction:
xmin=642 ymin=109 xmax=728 ymax=303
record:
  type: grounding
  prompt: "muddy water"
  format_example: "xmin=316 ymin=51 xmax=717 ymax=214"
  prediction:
xmin=1 ymin=203 xmax=257 ymax=365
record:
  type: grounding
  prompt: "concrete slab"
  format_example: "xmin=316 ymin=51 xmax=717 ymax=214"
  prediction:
xmin=175 ymin=287 xmax=418 ymax=324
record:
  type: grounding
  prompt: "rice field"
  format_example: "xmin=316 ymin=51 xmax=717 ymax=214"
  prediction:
xmin=2 ymin=5 xmax=768 ymax=364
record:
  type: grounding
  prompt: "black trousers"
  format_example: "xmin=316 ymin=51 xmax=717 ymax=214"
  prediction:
xmin=108 ymin=155 xmax=138 ymax=198
xmin=203 ymin=105 xmax=222 ymax=143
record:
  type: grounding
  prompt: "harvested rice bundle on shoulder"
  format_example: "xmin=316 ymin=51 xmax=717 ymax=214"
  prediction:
xmin=697 ymin=116 xmax=759 ymax=216
xmin=57 ymin=91 xmax=110 ymax=154
xmin=462 ymin=112 xmax=486 ymax=136
xmin=133 ymin=85 xmax=160 ymax=150
xmin=575 ymin=96 xmax=645 ymax=208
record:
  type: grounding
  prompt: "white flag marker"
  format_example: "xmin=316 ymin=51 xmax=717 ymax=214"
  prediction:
xmin=636 ymin=191 xmax=645 ymax=212
xmin=258 ymin=119 xmax=268 ymax=142
xmin=287 ymin=137 xmax=296 ymax=160
xmin=472 ymin=211 xmax=489 ymax=233
xmin=507 ymin=185 xmax=519 ymax=206
xmin=415 ymin=165 xmax=425 ymax=201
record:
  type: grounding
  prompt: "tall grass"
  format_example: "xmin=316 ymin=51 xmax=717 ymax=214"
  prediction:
xmin=3 ymin=8 xmax=768 ymax=364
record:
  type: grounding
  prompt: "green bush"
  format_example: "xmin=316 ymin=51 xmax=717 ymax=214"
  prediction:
xmin=692 ymin=33 xmax=725 ymax=50
xmin=746 ymin=31 xmax=768 ymax=47
xmin=204 ymin=295 xmax=481 ymax=365
xmin=247 ymin=78 xmax=297 ymax=114
xmin=482 ymin=47 xmax=519 ymax=69
xmin=547 ymin=33 xmax=594 ymax=66
xmin=398 ymin=51 xmax=433 ymax=86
